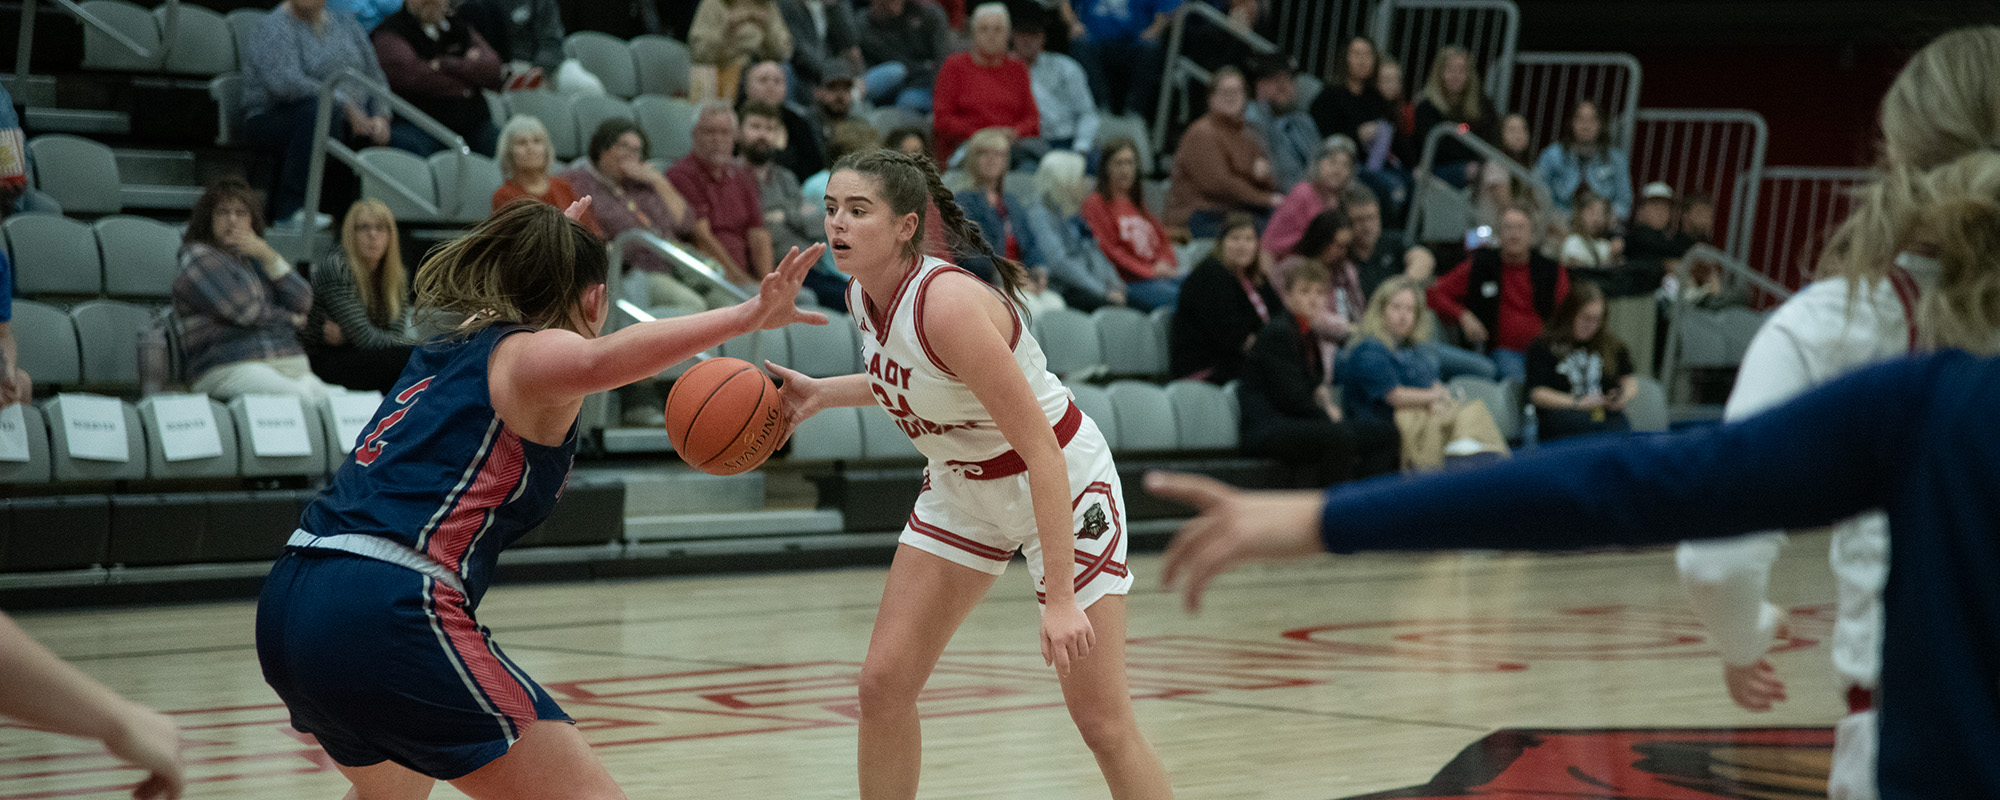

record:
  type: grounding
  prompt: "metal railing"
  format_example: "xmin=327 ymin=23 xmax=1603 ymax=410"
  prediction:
xmin=1630 ymin=109 xmax=1768 ymax=263
xmin=1150 ymin=1 xmax=1279 ymax=163
xmin=1508 ymin=52 xmax=1642 ymax=155
xmin=1368 ymin=0 xmax=1519 ymax=108
xmin=15 ymin=0 xmax=182 ymax=79
xmin=588 ymin=231 xmax=754 ymax=437
xmin=1271 ymin=0 xmax=1378 ymax=84
xmin=1746 ymin=166 xmax=1871 ymax=302
xmin=297 ymin=69 xmax=472 ymax=258
xmin=1404 ymin=122 xmax=1552 ymax=243
xmin=1658 ymin=242 xmax=1791 ymax=399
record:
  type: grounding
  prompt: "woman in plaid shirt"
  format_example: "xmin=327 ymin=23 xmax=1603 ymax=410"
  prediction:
xmin=171 ymin=178 xmax=332 ymax=403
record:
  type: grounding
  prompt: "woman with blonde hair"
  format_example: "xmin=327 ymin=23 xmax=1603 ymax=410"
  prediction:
xmin=953 ymin=126 xmax=1044 ymax=285
xmin=305 ymin=199 xmax=416 ymax=393
xmin=492 ymin=115 xmax=603 ymax=237
xmin=1675 ymin=26 xmax=2000 ymax=800
xmin=1340 ymin=276 xmax=1508 ymax=470
xmin=1412 ymin=45 xmax=1497 ymax=188
xmin=1026 ymin=148 xmax=1126 ymax=311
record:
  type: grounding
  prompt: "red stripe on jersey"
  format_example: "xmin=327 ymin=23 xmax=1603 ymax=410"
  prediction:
xmin=912 ymin=264 xmax=1021 ymax=376
xmin=863 ymin=256 xmax=924 ymax=345
xmin=1070 ymin=481 xmax=1126 ymax=590
xmin=429 ymin=581 xmax=536 ymax=739
xmin=908 ymin=514 xmax=1013 ymax=562
xmin=426 ymin=429 xmax=526 ymax=572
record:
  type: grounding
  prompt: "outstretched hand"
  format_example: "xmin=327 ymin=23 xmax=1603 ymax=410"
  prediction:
xmin=1150 ymin=472 xmax=1327 ymax=613
xmin=745 ymin=244 xmax=832 ymax=331
xmin=564 ymin=196 xmax=593 ymax=222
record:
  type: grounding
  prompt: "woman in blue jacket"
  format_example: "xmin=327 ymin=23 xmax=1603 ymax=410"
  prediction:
xmin=1534 ymin=100 xmax=1634 ymax=222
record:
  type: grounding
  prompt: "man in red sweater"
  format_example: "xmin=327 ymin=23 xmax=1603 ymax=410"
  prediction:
xmin=931 ymin=3 xmax=1040 ymax=162
xmin=1426 ymin=206 xmax=1569 ymax=383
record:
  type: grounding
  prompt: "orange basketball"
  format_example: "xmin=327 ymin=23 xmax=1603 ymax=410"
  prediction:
xmin=663 ymin=357 xmax=789 ymax=475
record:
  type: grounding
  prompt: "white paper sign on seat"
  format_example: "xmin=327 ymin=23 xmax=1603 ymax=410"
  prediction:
xmin=61 ymin=393 xmax=129 ymax=462
xmin=242 ymin=394 xmax=313 ymax=457
xmin=327 ymin=391 xmax=385 ymax=453
xmin=0 ymin=404 xmax=30 ymax=463
xmin=150 ymin=393 xmax=225 ymax=462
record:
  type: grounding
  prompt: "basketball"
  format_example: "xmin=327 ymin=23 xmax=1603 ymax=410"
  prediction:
xmin=663 ymin=357 xmax=789 ymax=475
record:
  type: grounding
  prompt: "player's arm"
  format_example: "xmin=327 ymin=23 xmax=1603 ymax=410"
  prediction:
xmin=494 ymin=243 xmax=828 ymax=406
xmin=923 ymin=272 xmax=1094 ymax=676
xmin=1155 ymin=352 xmax=1941 ymax=611
xmin=0 ymin=611 xmax=185 ymax=799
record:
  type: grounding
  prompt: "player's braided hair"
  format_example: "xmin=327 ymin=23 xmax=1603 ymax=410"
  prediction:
xmin=415 ymin=199 xmax=608 ymax=337
xmin=831 ymin=147 xmax=1030 ymax=305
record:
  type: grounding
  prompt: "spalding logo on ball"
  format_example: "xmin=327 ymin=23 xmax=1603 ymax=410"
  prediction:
xmin=663 ymin=357 xmax=790 ymax=475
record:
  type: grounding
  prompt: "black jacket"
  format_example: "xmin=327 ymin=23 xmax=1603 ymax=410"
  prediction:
xmin=1239 ymin=310 xmax=1329 ymax=441
xmin=1170 ymin=255 xmax=1284 ymax=384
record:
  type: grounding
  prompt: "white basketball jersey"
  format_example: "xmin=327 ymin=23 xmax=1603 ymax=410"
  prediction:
xmin=850 ymin=256 xmax=1074 ymax=466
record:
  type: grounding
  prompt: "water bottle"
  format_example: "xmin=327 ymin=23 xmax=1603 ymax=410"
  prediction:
xmin=1520 ymin=404 xmax=1539 ymax=453
xmin=137 ymin=319 xmax=169 ymax=397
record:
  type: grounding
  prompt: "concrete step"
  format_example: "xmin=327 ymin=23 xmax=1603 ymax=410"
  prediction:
xmin=112 ymin=147 xmax=200 ymax=185
xmin=120 ymin=183 xmax=203 ymax=210
xmin=616 ymin=469 xmax=766 ymax=516
xmin=23 ymin=107 xmax=129 ymax=135
xmin=624 ymin=508 xmax=844 ymax=542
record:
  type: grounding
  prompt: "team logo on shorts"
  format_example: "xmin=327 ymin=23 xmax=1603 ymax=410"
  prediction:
xmin=1077 ymin=503 xmax=1109 ymax=540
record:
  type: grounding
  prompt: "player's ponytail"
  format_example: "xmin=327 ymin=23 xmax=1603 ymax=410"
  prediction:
xmin=830 ymin=148 xmax=1029 ymax=306
xmin=1915 ymin=150 xmax=2000 ymax=353
xmin=414 ymin=199 xmax=609 ymax=337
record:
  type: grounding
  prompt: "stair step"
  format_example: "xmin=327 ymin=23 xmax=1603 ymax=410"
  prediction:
xmin=612 ymin=470 xmax=765 ymax=516
xmin=624 ymin=508 xmax=844 ymax=542
xmin=601 ymin=426 xmax=674 ymax=453
xmin=23 ymin=107 xmax=129 ymax=135
xmin=120 ymin=183 xmax=202 ymax=210
xmin=112 ymin=148 xmax=199 ymax=185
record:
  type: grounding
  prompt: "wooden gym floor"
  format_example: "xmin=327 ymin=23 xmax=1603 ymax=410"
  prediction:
xmin=5 ymin=532 xmax=1845 ymax=799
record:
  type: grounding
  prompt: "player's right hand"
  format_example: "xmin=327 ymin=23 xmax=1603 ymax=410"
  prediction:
xmin=764 ymin=361 xmax=820 ymax=450
xmin=1150 ymin=472 xmax=1328 ymax=613
xmin=1723 ymin=659 xmax=1787 ymax=711
xmin=749 ymin=244 xmax=831 ymax=331
xmin=105 ymin=704 xmax=185 ymax=800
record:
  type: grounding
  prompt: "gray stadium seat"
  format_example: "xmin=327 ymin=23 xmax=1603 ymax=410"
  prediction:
xmin=1165 ymin=379 xmax=1237 ymax=450
xmin=785 ymin=321 xmax=860 ymax=378
xmin=1029 ymin=306 xmax=1102 ymax=379
xmin=209 ymin=73 xmax=244 ymax=146
xmin=1148 ymin=306 xmax=1172 ymax=363
xmin=788 ymin=404 xmax=863 ymax=461
xmin=26 ymin=135 xmax=122 ymax=216
xmin=137 ymin=394 xmax=237 ymax=479
xmin=634 ymin=95 xmax=696 ymax=163
xmin=1449 ymin=375 xmax=1522 ymax=442
xmin=570 ymin=95 xmax=637 ymax=153
xmin=1626 ymin=375 xmax=1669 ymax=433
xmin=1096 ymin=114 xmax=1153 ymax=172
xmin=428 ymin=152 xmax=505 ymax=222
xmin=355 ymin=147 xmax=442 ymax=223
xmin=7 ymin=214 xmax=105 ymax=297
xmin=631 ymin=35 xmax=691 ymax=97
xmin=564 ymin=31 xmax=640 ymax=99
xmin=718 ymin=329 xmax=789 ymax=368
xmin=155 ymin=4 xmax=235 ymax=76
xmin=70 ymin=300 xmax=152 ymax=390
xmin=11 ymin=300 xmax=82 ymax=387
xmin=1106 ymin=380 xmax=1177 ymax=453
xmin=229 ymin=395 xmax=329 ymax=478
xmin=1068 ymin=384 xmax=1117 ymax=445
xmin=865 ymin=106 xmax=922 ymax=137
xmin=44 ymin=394 xmax=147 ymax=482
xmin=858 ymin=406 xmax=920 ymax=460
xmin=79 ymin=0 xmax=162 ymax=72
xmin=224 ymin=8 xmax=265 ymax=71
xmin=0 ymin=404 xmax=54 ymax=484
xmin=94 ymin=215 xmax=182 ymax=299
xmin=505 ymin=91 xmax=579 ymax=161
xmin=1091 ymin=306 xmax=1164 ymax=379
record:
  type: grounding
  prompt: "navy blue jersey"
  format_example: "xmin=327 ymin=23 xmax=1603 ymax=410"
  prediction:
xmin=299 ymin=324 xmax=576 ymax=606
xmin=1308 ymin=351 xmax=1998 ymax=800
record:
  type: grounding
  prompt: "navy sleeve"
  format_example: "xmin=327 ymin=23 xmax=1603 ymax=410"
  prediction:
xmin=1317 ymin=352 xmax=1943 ymax=553
xmin=0 ymin=250 xmax=12 ymax=323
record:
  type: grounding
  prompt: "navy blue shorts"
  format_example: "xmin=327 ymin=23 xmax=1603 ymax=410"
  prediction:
xmin=255 ymin=549 xmax=570 ymax=779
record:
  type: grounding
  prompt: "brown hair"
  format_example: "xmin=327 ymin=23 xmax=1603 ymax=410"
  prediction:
xmin=414 ymin=199 xmax=609 ymax=337
xmin=588 ymin=118 xmax=646 ymax=165
xmin=1095 ymin=136 xmax=1149 ymax=209
xmin=341 ymin=198 xmax=407 ymax=326
xmin=1542 ymin=279 xmax=1625 ymax=365
xmin=1560 ymin=99 xmax=1611 ymax=152
xmin=738 ymin=100 xmax=785 ymax=127
xmin=184 ymin=177 xmax=265 ymax=247
xmin=1216 ymin=211 xmax=1267 ymax=285
xmin=1285 ymin=258 xmax=1331 ymax=292
xmin=831 ymin=147 xmax=1029 ymax=303
xmin=1420 ymin=45 xmax=1485 ymax=124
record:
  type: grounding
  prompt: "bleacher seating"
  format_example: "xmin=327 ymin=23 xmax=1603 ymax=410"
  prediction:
xmin=79 ymin=0 xmax=163 ymax=73
xmin=1105 ymin=381 xmax=1178 ymax=453
xmin=155 ymin=4 xmax=237 ymax=77
xmin=355 ymin=147 xmax=443 ymax=224
xmin=505 ymin=91 xmax=581 ymax=160
xmin=93 ymin=216 xmax=182 ymax=300
xmin=1091 ymin=307 xmax=1165 ymax=380
xmin=634 ymin=95 xmax=697 ymax=163
xmin=565 ymin=32 xmax=642 ymax=100
xmin=631 ymin=35 xmax=692 ymax=98
xmin=1164 ymin=380 xmax=1237 ymax=451
xmin=11 ymin=301 xmax=82 ymax=387
xmin=44 ymin=394 xmax=147 ymax=482
xmin=1029 ymin=307 xmax=1102 ymax=379
xmin=571 ymin=95 xmax=638 ymax=150
xmin=136 ymin=394 xmax=238 ymax=479
xmin=427 ymin=152 xmax=505 ymax=224
xmin=25 ymin=136 xmax=123 ymax=216
xmin=228 ymin=395 xmax=328 ymax=479
xmin=6 ymin=214 xmax=106 ymax=297
xmin=71 ymin=300 xmax=152 ymax=390
xmin=0 ymin=406 xmax=55 ymax=484
xmin=223 ymin=8 xmax=265 ymax=66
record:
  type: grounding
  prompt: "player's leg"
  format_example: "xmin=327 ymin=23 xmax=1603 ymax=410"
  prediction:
xmin=448 ymin=721 xmax=624 ymax=800
xmin=1056 ymin=595 xmax=1174 ymax=800
xmin=334 ymin=760 xmax=435 ymax=800
xmin=858 ymin=544 xmax=999 ymax=800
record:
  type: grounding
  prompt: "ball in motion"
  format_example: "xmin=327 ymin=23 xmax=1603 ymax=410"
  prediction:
xmin=663 ymin=357 xmax=788 ymax=475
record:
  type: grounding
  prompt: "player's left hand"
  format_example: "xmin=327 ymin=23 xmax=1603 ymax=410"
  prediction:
xmin=1723 ymin=659 xmax=1788 ymax=711
xmin=746 ymin=244 xmax=831 ymax=331
xmin=1040 ymin=600 xmax=1094 ymax=677
xmin=1150 ymin=471 xmax=1327 ymax=613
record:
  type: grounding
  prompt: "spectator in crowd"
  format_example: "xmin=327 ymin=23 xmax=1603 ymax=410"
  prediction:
xmin=1669 ymin=192 xmax=1746 ymax=309
xmin=0 ymin=610 xmax=185 ymax=800
xmin=243 ymin=0 xmax=398 ymax=222
xmin=303 ymin=199 xmax=415 ymax=393
xmin=809 ymin=57 xmax=863 ymax=145
xmin=0 ymin=250 xmax=27 ymax=405
xmin=458 ymin=0 xmax=564 ymax=83
xmin=883 ymin=126 xmax=931 ymax=160
xmin=371 ymin=0 xmax=505 ymax=156
xmin=1374 ymin=54 xmax=1418 ymax=172
xmin=933 ymin=4 xmax=1041 ymax=164
xmin=1344 ymin=277 xmax=1509 ymax=471
xmin=1345 ymin=185 xmax=1436 ymax=299
xmin=0 ymin=83 xmax=24 ymax=217
xmin=1308 ymin=37 xmax=1386 ymax=165
xmin=1170 ymin=213 xmax=1282 ymax=383
xmin=776 ymin=0 xmax=864 ymax=104
xmin=1679 ymin=190 xmax=1717 ymax=246
xmin=491 ymin=114 xmax=604 ymax=236
xmin=1263 ymin=134 xmax=1357 ymax=257
xmin=1013 ymin=7 xmax=1100 ymax=154
xmin=740 ymin=102 xmax=818 ymax=264
xmin=1165 ymin=67 xmax=1279 ymax=237
xmin=1426 ymin=205 xmax=1570 ymax=383
xmin=1239 ymin=260 xmax=1391 ymax=485
xmin=1414 ymin=45 xmax=1497 ymax=188
xmin=1559 ymin=188 xmax=1623 ymax=274
xmin=173 ymin=179 xmax=331 ymax=403
xmin=668 ymin=102 xmax=773 ymax=284
xmin=690 ymin=0 xmax=793 ymax=103
xmin=1063 ymin=0 xmax=1175 ymax=117
xmin=559 ymin=119 xmax=713 ymax=313
xmin=1181 ymin=0 xmax=1276 ymax=75
xmin=1535 ymin=99 xmax=1634 ymax=221
xmin=1084 ymin=137 xmax=1182 ymax=310
xmin=954 ymin=127 xmax=1043 ymax=285
xmin=1244 ymin=53 xmax=1321 ymax=193
xmin=1479 ymin=112 xmax=1535 ymax=224
xmin=856 ymin=0 xmax=955 ymax=113
xmin=1027 ymin=150 xmax=1126 ymax=312
xmin=1526 ymin=281 xmax=1636 ymax=441
xmin=1624 ymin=181 xmax=1692 ymax=270
xmin=330 ymin=0 xmax=400 ymax=31
xmin=740 ymin=60 xmax=827 ymax=179
xmin=1274 ymin=208 xmax=1366 ymax=348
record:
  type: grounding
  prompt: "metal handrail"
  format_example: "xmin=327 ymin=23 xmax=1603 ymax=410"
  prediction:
xmin=1405 ymin=122 xmax=1552 ymax=239
xmin=1150 ymin=1 xmax=1280 ymax=162
xmin=1657 ymin=242 xmax=1789 ymax=395
xmin=610 ymin=230 xmax=752 ymax=319
xmin=297 ymin=69 xmax=472 ymax=256
xmin=1369 ymin=0 xmax=1520 ymax=106
xmin=16 ymin=0 xmax=183 ymax=80
xmin=1633 ymin=108 xmax=1768 ymax=264
xmin=1510 ymin=51 xmax=1643 ymax=154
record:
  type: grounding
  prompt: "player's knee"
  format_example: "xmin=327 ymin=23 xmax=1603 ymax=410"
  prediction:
xmin=856 ymin=661 xmax=923 ymax=714
xmin=1069 ymin=708 xmax=1138 ymax=755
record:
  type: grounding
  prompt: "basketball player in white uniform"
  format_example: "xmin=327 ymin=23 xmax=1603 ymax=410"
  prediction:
xmin=771 ymin=146 xmax=1173 ymax=800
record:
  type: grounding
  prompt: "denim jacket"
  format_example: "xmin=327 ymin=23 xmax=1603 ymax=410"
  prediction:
xmin=1534 ymin=143 xmax=1634 ymax=222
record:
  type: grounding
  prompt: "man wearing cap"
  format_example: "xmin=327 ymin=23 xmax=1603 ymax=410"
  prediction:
xmin=777 ymin=0 xmax=864 ymax=105
xmin=810 ymin=57 xmax=863 ymax=148
xmin=739 ymin=59 xmax=829 ymax=180
xmin=1627 ymin=181 xmax=1696 ymax=272
xmin=1243 ymin=52 xmax=1321 ymax=192
xmin=1013 ymin=6 xmax=1100 ymax=154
